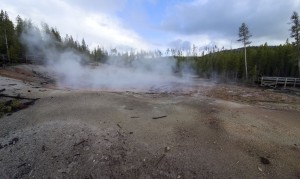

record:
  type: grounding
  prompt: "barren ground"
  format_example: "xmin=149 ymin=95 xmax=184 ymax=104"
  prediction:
xmin=0 ymin=65 xmax=300 ymax=178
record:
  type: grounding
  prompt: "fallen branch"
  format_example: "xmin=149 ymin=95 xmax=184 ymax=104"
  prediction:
xmin=130 ymin=116 xmax=140 ymax=118
xmin=17 ymin=163 xmax=27 ymax=168
xmin=0 ymin=94 xmax=39 ymax=101
xmin=152 ymin=115 xmax=167 ymax=119
xmin=155 ymin=154 xmax=166 ymax=167
xmin=73 ymin=139 xmax=87 ymax=147
xmin=117 ymin=123 xmax=122 ymax=129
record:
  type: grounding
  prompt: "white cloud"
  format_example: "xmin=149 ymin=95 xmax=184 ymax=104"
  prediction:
xmin=2 ymin=0 xmax=152 ymax=50
xmin=2 ymin=0 xmax=300 ymax=51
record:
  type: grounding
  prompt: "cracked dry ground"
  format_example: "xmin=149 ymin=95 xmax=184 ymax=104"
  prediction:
xmin=0 ymin=73 xmax=300 ymax=178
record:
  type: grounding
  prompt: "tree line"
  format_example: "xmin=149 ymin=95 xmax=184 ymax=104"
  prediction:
xmin=176 ymin=11 xmax=300 ymax=81
xmin=0 ymin=10 xmax=168 ymax=64
xmin=176 ymin=42 xmax=298 ymax=82
xmin=1 ymin=9 xmax=300 ymax=81
xmin=0 ymin=10 xmax=108 ymax=64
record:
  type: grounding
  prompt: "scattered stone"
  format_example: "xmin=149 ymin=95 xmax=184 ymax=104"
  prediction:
xmin=258 ymin=166 xmax=263 ymax=172
xmin=165 ymin=146 xmax=171 ymax=152
xmin=129 ymin=132 xmax=133 ymax=134
xmin=28 ymin=90 xmax=31 ymax=92
xmin=8 ymin=137 xmax=19 ymax=145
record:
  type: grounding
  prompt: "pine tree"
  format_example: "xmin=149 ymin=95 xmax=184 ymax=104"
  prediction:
xmin=237 ymin=22 xmax=252 ymax=80
xmin=290 ymin=12 xmax=300 ymax=47
xmin=289 ymin=11 xmax=300 ymax=76
xmin=51 ymin=28 xmax=62 ymax=42
xmin=81 ymin=38 xmax=88 ymax=52
xmin=15 ymin=15 xmax=25 ymax=59
xmin=0 ymin=10 xmax=16 ymax=62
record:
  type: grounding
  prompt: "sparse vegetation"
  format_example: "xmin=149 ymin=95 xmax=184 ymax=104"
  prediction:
xmin=0 ymin=99 xmax=32 ymax=118
xmin=10 ymin=99 xmax=22 ymax=110
xmin=0 ymin=101 xmax=12 ymax=117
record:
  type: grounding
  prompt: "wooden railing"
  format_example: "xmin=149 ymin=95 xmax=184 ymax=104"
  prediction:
xmin=260 ymin=76 xmax=300 ymax=88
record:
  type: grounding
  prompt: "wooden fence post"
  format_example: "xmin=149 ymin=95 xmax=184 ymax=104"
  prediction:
xmin=284 ymin=78 xmax=287 ymax=89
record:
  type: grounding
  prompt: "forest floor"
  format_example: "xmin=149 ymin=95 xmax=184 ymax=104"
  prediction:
xmin=0 ymin=65 xmax=300 ymax=178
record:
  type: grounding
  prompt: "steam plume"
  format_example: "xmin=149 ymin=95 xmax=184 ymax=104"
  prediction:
xmin=21 ymin=24 xmax=194 ymax=92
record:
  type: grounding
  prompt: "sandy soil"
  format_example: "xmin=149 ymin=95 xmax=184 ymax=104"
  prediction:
xmin=0 ymin=65 xmax=300 ymax=178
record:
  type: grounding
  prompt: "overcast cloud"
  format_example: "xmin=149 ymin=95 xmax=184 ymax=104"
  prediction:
xmin=161 ymin=0 xmax=300 ymax=47
xmin=2 ymin=0 xmax=300 ymax=51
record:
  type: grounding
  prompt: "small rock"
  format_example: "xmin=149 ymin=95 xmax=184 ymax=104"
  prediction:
xmin=28 ymin=90 xmax=31 ymax=92
xmin=9 ymin=137 xmax=19 ymax=145
xmin=165 ymin=146 xmax=170 ymax=152
xmin=258 ymin=166 xmax=263 ymax=172
xmin=129 ymin=132 xmax=133 ymax=134
xmin=42 ymin=145 xmax=46 ymax=152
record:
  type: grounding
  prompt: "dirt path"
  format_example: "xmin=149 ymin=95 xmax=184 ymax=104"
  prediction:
xmin=0 ymin=66 xmax=300 ymax=178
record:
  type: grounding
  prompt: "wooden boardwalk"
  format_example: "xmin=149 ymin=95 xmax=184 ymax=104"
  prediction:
xmin=260 ymin=76 xmax=300 ymax=88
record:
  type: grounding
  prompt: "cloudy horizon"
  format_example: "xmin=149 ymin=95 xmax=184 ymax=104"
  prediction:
xmin=2 ymin=0 xmax=300 ymax=52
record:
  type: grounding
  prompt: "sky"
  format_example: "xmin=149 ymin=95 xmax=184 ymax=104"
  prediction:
xmin=2 ymin=0 xmax=300 ymax=52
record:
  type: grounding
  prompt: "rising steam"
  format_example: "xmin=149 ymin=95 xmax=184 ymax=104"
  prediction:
xmin=21 ymin=24 xmax=194 ymax=92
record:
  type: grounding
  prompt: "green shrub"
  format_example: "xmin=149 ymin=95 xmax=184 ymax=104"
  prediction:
xmin=10 ymin=99 xmax=22 ymax=110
